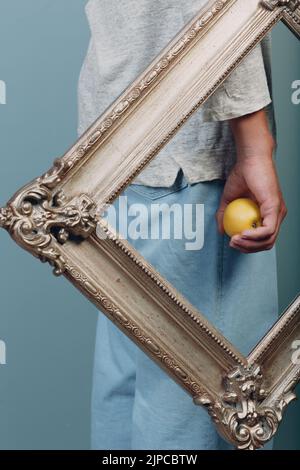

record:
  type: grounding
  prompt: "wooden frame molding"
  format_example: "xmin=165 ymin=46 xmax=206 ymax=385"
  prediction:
xmin=1 ymin=0 xmax=299 ymax=450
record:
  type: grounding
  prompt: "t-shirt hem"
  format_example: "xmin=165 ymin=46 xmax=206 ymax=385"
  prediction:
xmin=132 ymin=147 xmax=236 ymax=187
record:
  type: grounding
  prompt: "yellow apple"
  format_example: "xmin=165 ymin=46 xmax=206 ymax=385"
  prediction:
xmin=223 ymin=198 xmax=262 ymax=237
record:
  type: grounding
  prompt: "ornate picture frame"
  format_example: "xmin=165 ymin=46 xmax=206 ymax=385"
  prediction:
xmin=1 ymin=0 xmax=300 ymax=450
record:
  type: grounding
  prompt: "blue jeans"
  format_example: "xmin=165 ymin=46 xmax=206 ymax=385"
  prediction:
xmin=91 ymin=171 xmax=278 ymax=450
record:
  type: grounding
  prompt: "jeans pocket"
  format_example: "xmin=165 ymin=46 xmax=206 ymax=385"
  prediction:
xmin=127 ymin=174 xmax=188 ymax=201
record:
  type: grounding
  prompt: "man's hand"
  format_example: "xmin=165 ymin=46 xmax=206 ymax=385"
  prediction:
xmin=216 ymin=109 xmax=287 ymax=253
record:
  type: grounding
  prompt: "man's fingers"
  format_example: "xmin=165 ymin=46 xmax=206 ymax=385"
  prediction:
xmin=230 ymin=203 xmax=287 ymax=253
xmin=230 ymin=234 xmax=276 ymax=253
xmin=240 ymin=206 xmax=280 ymax=241
xmin=240 ymin=226 xmax=275 ymax=241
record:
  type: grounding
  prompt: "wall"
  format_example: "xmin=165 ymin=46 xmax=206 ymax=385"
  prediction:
xmin=271 ymin=22 xmax=300 ymax=450
xmin=0 ymin=0 xmax=95 ymax=449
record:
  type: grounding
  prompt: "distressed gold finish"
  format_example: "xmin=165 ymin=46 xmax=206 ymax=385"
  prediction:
xmin=261 ymin=0 xmax=300 ymax=36
xmin=194 ymin=364 xmax=297 ymax=450
xmin=0 ymin=0 xmax=299 ymax=449
xmin=0 ymin=160 xmax=98 ymax=275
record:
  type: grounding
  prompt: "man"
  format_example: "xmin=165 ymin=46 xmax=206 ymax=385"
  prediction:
xmin=78 ymin=0 xmax=286 ymax=450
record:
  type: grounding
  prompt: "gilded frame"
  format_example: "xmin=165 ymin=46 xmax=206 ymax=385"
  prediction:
xmin=1 ymin=0 xmax=300 ymax=450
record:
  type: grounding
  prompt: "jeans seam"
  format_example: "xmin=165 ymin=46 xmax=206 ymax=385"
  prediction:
xmin=216 ymin=233 xmax=225 ymax=328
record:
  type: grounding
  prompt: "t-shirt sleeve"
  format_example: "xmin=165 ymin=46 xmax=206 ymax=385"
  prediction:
xmin=201 ymin=40 xmax=272 ymax=122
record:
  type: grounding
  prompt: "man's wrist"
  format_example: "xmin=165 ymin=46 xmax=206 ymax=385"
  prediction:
xmin=235 ymin=138 xmax=275 ymax=163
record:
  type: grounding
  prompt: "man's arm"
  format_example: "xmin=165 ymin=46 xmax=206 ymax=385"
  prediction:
xmin=216 ymin=108 xmax=287 ymax=253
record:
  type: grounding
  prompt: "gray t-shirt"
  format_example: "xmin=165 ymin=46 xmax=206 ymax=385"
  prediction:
xmin=78 ymin=0 xmax=274 ymax=187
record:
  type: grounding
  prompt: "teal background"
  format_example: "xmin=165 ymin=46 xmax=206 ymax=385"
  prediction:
xmin=0 ymin=1 xmax=299 ymax=450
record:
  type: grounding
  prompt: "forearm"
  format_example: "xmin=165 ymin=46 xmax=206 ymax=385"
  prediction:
xmin=229 ymin=109 xmax=275 ymax=162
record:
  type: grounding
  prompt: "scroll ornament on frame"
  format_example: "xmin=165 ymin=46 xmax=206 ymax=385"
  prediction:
xmin=0 ymin=159 xmax=99 ymax=276
xmin=261 ymin=0 xmax=297 ymax=9
xmin=194 ymin=365 xmax=299 ymax=450
xmin=261 ymin=0 xmax=300 ymax=36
